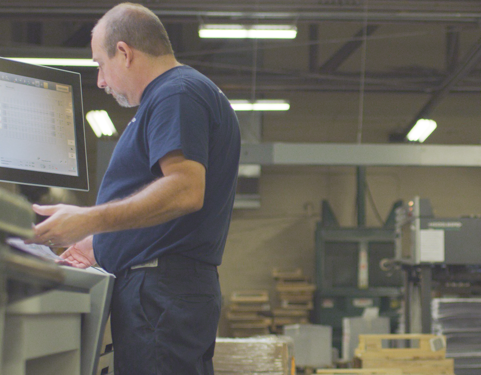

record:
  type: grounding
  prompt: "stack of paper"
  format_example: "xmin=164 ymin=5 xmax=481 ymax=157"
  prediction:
xmin=432 ymin=298 xmax=481 ymax=375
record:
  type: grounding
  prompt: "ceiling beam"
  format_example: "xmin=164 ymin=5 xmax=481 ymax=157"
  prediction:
xmin=74 ymin=68 xmax=481 ymax=93
xmin=309 ymin=24 xmax=319 ymax=73
xmin=62 ymin=22 xmax=95 ymax=48
xmin=240 ymin=142 xmax=481 ymax=167
xmin=403 ymin=36 xmax=481 ymax=135
xmin=319 ymin=25 xmax=380 ymax=74
xmin=1 ymin=7 xmax=481 ymax=24
xmin=446 ymin=26 xmax=460 ymax=74
xmin=4 ymin=45 xmax=481 ymax=94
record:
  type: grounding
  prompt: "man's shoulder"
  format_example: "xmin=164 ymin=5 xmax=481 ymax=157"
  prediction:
xmin=143 ymin=67 xmax=199 ymax=99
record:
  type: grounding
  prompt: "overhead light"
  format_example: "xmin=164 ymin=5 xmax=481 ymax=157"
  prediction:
xmin=6 ymin=58 xmax=97 ymax=67
xmin=406 ymin=119 xmax=437 ymax=143
xmin=230 ymin=100 xmax=290 ymax=111
xmin=199 ymin=24 xmax=297 ymax=39
xmin=86 ymin=110 xmax=118 ymax=138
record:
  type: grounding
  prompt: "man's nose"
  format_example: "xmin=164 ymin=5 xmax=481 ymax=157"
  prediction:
xmin=97 ymin=71 xmax=106 ymax=89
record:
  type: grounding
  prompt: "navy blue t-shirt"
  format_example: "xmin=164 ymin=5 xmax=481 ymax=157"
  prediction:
xmin=93 ymin=66 xmax=240 ymax=274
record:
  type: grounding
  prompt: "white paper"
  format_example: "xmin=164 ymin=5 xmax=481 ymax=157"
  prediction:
xmin=419 ymin=229 xmax=445 ymax=262
xmin=84 ymin=266 xmax=115 ymax=276
xmin=6 ymin=237 xmax=62 ymax=261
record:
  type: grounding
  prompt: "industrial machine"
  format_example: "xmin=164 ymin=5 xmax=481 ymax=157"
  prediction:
xmin=394 ymin=197 xmax=481 ymax=334
xmin=0 ymin=188 xmax=114 ymax=375
xmin=0 ymin=55 xmax=114 ymax=375
xmin=314 ymin=173 xmax=404 ymax=354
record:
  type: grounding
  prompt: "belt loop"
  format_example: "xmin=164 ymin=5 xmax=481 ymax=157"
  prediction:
xmin=118 ymin=267 xmax=130 ymax=279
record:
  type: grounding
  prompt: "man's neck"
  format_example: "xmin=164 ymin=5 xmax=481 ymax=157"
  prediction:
xmin=149 ymin=54 xmax=181 ymax=80
xmin=132 ymin=54 xmax=180 ymax=105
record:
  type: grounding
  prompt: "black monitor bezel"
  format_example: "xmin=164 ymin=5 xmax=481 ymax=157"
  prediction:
xmin=0 ymin=57 xmax=89 ymax=191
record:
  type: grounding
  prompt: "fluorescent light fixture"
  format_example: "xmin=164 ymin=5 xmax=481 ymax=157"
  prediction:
xmin=86 ymin=110 xmax=118 ymax=138
xmin=230 ymin=100 xmax=290 ymax=111
xmin=406 ymin=119 xmax=437 ymax=143
xmin=199 ymin=24 xmax=297 ymax=39
xmin=6 ymin=58 xmax=97 ymax=67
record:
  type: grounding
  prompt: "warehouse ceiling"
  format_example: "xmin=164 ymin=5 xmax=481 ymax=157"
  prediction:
xmin=2 ymin=0 xmax=481 ymax=143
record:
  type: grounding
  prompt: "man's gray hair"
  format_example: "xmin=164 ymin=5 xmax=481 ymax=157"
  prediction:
xmin=94 ymin=2 xmax=174 ymax=58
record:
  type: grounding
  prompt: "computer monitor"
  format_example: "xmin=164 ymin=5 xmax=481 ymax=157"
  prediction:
xmin=0 ymin=57 xmax=89 ymax=191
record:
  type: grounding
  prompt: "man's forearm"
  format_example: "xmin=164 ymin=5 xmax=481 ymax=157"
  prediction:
xmin=29 ymin=152 xmax=206 ymax=248
xmin=90 ymin=171 xmax=204 ymax=234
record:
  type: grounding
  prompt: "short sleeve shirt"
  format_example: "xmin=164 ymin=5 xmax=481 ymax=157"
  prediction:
xmin=92 ymin=66 xmax=240 ymax=274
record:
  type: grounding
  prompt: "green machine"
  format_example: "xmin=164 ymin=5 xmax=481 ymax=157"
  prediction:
xmin=314 ymin=167 xmax=403 ymax=354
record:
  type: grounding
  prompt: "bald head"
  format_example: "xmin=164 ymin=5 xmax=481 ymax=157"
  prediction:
xmin=93 ymin=2 xmax=174 ymax=58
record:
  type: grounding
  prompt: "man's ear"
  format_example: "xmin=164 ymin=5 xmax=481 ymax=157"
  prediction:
xmin=116 ymin=41 xmax=133 ymax=67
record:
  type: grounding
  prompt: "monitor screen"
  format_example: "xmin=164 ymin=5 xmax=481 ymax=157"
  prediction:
xmin=0 ymin=57 xmax=89 ymax=191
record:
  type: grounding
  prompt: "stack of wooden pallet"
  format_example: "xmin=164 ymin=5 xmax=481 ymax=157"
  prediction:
xmin=226 ymin=290 xmax=272 ymax=337
xmin=354 ymin=334 xmax=455 ymax=375
xmin=271 ymin=268 xmax=316 ymax=333
xmin=214 ymin=336 xmax=295 ymax=375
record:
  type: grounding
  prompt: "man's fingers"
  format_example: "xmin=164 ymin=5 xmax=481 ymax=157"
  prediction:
xmin=59 ymin=246 xmax=92 ymax=268
xmin=59 ymin=249 xmax=71 ymax=259
xmin=55 ymin=258 xmax=73 ymax=266
xmin=31 ymin=223 xmax=52 ymax=243
xmin=24 ymin=233 xmax=52 ymax=245
xmin=32 ymin=204 xmax=60 ymax=217
xmin=32 ymin=212 xmax=60 ymax=241
xmin=71 ymin=252 xmax=92 ymax=265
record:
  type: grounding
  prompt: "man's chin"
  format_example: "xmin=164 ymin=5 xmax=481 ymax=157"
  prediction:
xmin=116 ymin=98 xmax=135 ymax=108
xmin=112 ymin=93 xmax=134 ymax=108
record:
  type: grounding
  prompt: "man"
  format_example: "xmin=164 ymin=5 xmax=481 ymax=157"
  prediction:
xmin=27 ymin=3 xmax=240 ymax=374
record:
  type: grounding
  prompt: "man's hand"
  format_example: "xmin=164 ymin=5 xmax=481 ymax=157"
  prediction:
xmin=58 ymin=236 xmax=96 ymax=269
xmin=26 ymin=204 xmax=95 ymax=247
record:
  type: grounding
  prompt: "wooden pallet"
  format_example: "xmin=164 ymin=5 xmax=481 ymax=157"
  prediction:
xmin=361 ymin=358 xmax=454 ymax=375
xmin=273 ymin=308 xmax=310 ymax=317
xmin=272 ymin=316 xmax=309 ymax=326
xmin=316 ymin=370 xmax=402 ymax=375
xmin=230 ymin=317 xmax=273 ymax=329
xmin=231 ymin=327 xmax=270 ymax=337
xmin=272 ymin=267 xmax=304 ymax=279
xmin=298 ymin=366 xmax=317 ymax=375
xmin=355 ymin=334 xmax=447 ymax=360
xmin=229 ymin=302 xmax=271 ymax=311
xmin=276 ymin=281 xmax=316 ymax=293
xmin=230 ymin=290 xmax=270 ymax=303
xmin=226 ymin=311 xmax=267 ymax=320
xmin=281 ymin=299 xmax=313 ymax=310
xmin=279 ymin=291 xmax=315 ymax=302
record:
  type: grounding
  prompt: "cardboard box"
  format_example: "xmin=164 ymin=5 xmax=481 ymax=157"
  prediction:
xmin=283 ymin=323 xmax=332 ymax=368
xmin=342 ymin=316 xmax=390 ymax=361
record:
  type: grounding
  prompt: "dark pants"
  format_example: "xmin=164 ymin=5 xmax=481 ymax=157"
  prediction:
xmin=110 ymin=254 xmax=221 ymax=375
